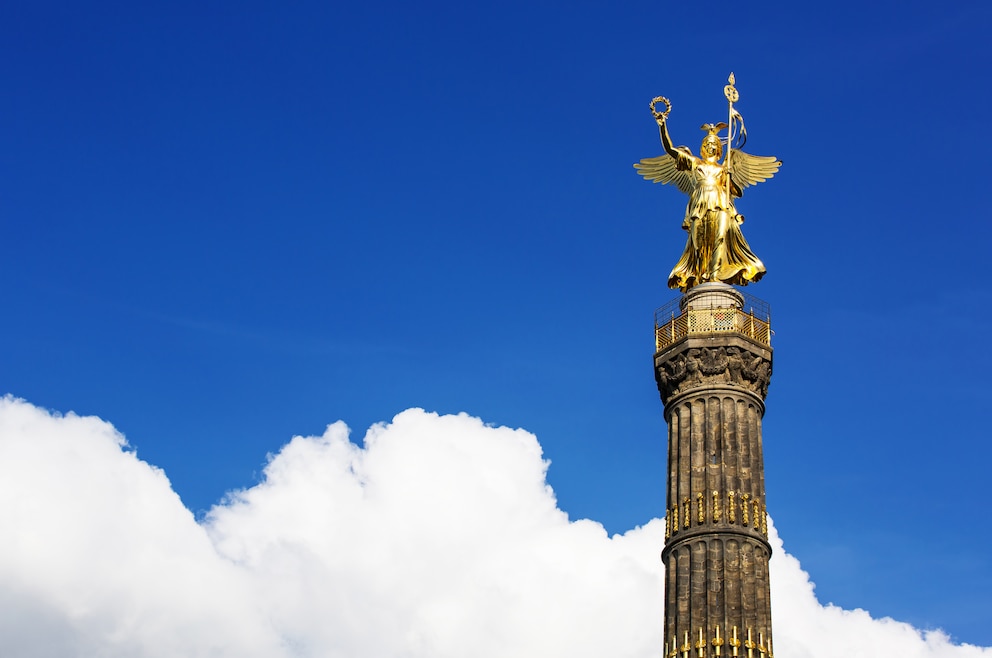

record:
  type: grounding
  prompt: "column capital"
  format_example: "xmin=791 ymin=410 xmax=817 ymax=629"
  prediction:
xmin=655 ymin=335 xmax=772 ymax=407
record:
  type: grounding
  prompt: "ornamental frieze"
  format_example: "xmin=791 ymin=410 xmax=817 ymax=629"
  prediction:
xmin=656 ymin=344 xmax=771 ymax=402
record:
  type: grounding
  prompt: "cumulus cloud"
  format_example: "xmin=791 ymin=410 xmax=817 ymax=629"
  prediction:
xmin=0 ymin=395 xmax=987 ymax=658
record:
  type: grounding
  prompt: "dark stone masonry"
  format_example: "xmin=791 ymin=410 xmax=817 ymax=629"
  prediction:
xmin=655 ymin=282 xmax=775 ymax=658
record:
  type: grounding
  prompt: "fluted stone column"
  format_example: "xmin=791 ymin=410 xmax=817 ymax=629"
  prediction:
xmin=655 ymin=282 xmax=774 ymax=657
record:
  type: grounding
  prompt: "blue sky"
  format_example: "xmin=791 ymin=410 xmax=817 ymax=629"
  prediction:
xmin=2 ymin=0 xmax=990 ymax=648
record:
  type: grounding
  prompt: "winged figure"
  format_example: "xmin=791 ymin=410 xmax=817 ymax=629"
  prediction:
xmin=635 ymin=116 xmax=781 ymax=291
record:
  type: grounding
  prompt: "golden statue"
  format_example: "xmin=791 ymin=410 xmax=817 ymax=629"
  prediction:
xmin=635 ymin=74 xmax=781 ymax=291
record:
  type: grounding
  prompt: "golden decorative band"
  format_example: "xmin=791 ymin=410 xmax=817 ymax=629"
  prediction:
xmin=664 ymin=626 xmax=771 ymax=658
xmin=665 ymin=492 xmax=768 ymax=538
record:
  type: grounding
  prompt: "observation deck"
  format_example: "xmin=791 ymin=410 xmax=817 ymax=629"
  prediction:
xmin=654 ymin=284 xmax=771 ymax=352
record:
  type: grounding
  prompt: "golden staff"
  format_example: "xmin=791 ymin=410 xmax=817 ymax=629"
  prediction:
xmin=724 ymin=72 xmax=739 ymax=203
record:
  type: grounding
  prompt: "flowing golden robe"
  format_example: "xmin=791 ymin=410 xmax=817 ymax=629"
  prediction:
xmin=667 ymin=155 xmax=764 ymax=290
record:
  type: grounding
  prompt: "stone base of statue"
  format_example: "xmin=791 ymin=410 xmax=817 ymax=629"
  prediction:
xmin=654 ymin=282 xmax=775 ymax=656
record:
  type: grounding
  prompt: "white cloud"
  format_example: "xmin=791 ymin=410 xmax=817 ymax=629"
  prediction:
xmin=769 ymin=527 xmax=991 ymax=658
xmin=0 ymin=396 xmax=283 ymax=657
xmin=0 ymin=395 xmax=987 ymax=658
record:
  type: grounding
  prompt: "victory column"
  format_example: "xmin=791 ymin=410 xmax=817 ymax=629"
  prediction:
xmin=635 ymin=74 xmax=782 ymax=658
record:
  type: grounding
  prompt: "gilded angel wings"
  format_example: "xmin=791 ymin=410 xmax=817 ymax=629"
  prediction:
xmin=633 ymin=147 xmax=696 ymax=195
xmin=633 ymin=149 xmax=781 ymax=198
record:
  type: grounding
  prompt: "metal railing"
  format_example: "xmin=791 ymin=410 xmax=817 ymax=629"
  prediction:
xmin=654 ymin=292 xmax=771 ymax=351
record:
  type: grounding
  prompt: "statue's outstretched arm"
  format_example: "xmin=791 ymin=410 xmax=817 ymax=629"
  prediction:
xmin=657 ymin=119 xmax=680 ymax=158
